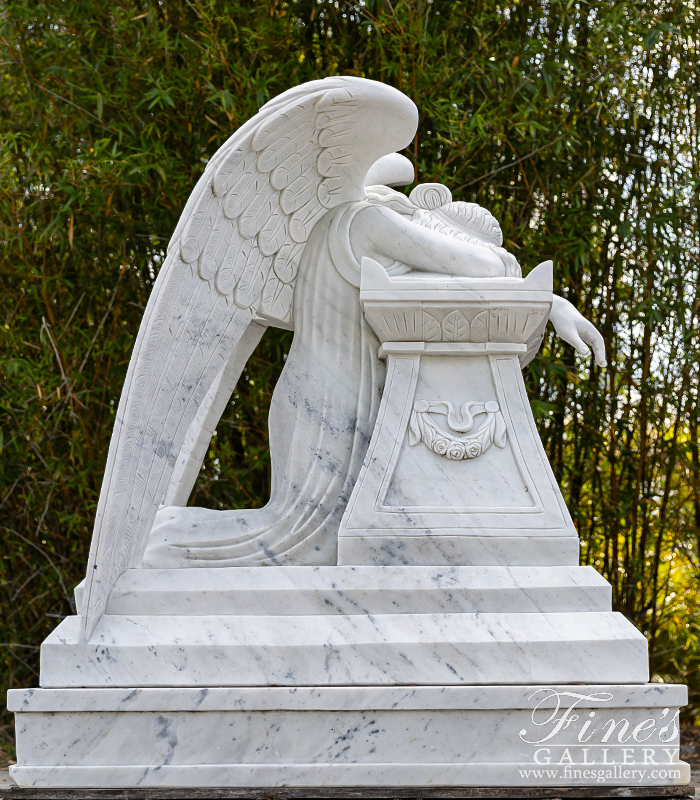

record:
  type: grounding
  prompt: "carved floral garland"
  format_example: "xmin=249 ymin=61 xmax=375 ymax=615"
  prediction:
xmin=408 ymin=400 xmax=507 ymax=461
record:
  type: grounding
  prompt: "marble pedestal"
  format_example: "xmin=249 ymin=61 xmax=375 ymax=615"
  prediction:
xmin=339 ymin=259 xmax=575 ymax=565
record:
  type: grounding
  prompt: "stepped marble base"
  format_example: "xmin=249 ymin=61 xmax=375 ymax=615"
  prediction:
xmin=45 ymin=566 xmax=649 ymax=688
xmin=9 ymin=685 xmax=688 ymax=789
xmin=40 ymin=610 xmax=648 ymax=687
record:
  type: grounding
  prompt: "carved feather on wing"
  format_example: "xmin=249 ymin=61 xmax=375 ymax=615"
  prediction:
xmin=80 ymin=77 xmax=413 ymax=639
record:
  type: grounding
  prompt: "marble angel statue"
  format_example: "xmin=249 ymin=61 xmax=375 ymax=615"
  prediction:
xmin=81 ymin=77 xmax=604 ymax=638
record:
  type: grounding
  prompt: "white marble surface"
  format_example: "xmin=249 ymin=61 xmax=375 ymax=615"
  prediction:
xmin=9 ymin=763 xmax=690 ymax=789
xmin=9 ymin=684 xmax=689 ymax=712
xmin=338 ymin=260 xmax=578 ymax=566
xmin=40 ymin=610 xmax=648 ymax=687
xmin=71 ymin=565 xmax=611 ymax=616
xmin=11 ymin=685 xmax=688 ymax=788
xmin=338 ymin=535 xmax=581 ymax=565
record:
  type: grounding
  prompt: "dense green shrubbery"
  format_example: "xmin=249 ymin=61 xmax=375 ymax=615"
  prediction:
xmin=1 ymin=0 xmax=699 ymax=750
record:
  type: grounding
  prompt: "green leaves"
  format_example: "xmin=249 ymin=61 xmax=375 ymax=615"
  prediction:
xmin=138 ymin=76 xmax=178 ymax=110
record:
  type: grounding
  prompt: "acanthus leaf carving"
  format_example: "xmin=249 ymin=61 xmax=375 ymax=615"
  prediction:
xmin=442 ymin=309 xmax=469 ymax=342
xmin=423 ymin=311 xmax=442 ymax=342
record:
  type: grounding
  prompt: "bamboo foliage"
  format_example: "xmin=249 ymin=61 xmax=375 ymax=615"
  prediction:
xmin=0 ymin=0 xmax=698 ymax=752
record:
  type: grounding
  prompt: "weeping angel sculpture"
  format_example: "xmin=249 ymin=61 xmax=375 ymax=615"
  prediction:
xmin=81 ymin=77 xmax=604 ymax=638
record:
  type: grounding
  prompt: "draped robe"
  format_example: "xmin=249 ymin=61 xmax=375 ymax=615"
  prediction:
xmin=142 ymin=201 xmax=383 ymax=567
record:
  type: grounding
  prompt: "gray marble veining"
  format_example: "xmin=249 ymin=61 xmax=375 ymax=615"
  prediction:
xmin=77 ymin=565 xmax=612 ymax=616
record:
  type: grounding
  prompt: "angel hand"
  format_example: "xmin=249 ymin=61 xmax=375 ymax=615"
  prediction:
xmin=549 ymin=295 xmax=606 ymax=367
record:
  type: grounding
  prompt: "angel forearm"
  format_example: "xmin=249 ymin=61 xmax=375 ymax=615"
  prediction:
xmin=549 ymin=294 xmax=606 ymax=366
xmin=352 ymin=205 xmax=505 ymax=277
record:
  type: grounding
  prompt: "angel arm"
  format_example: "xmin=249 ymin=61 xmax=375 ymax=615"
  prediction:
xmin=352 ymin=204 xmax=505 ymax=278
xmin=549 ymin=295 xmax=606 ymax=366
xmin=519 ymin=294 xmax=606 ymax=369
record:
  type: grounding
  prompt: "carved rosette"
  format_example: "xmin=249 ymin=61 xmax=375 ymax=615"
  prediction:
xmin=408 ymin=400 xmax=507 ymax=461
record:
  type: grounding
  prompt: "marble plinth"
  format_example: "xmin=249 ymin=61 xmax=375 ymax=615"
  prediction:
xmin=40 ymin=611 xmax=648 ymax=688
xmin=337 ymin=535 xmax=580 ymax=566
xmin=9 ymin=685 xmax=688 ymax=789
xmin=74 ymin=565 xmax=612 ymax=615
xmin=41 ymin=566 xmax=647 ymax=688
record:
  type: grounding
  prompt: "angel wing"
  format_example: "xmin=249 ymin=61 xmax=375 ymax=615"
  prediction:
xmin=81 ymin=77 xmax=417 ymax=639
